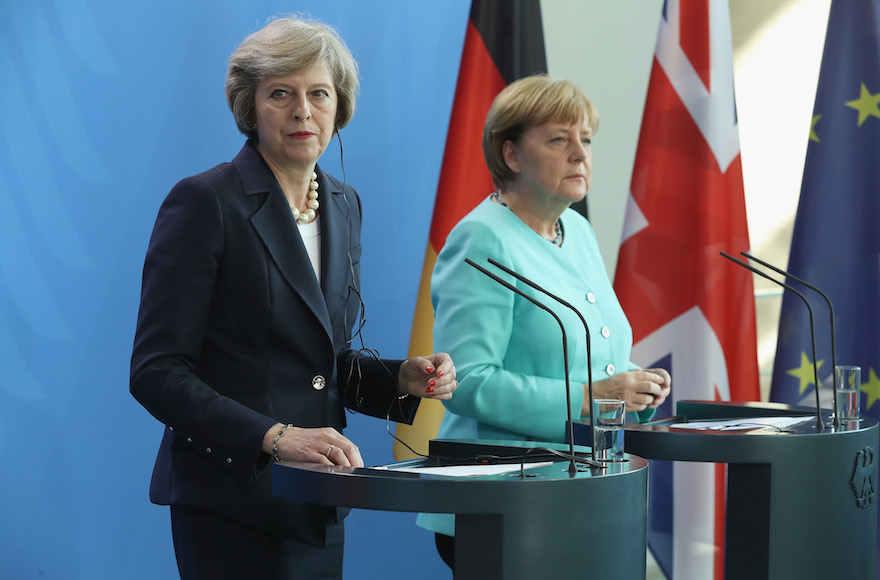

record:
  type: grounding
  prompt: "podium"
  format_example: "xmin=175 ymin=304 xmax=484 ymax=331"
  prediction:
xmin=571 ymin=400 xmax=879 ymax=579
xmin=273 ymin=439 xmax=649 ymax=579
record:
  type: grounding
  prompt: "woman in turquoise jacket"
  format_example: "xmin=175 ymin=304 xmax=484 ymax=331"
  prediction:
xmin=416 ymin=75 xmax=671 ymax=568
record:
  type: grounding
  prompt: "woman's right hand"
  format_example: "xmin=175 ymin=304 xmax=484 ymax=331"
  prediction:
xmin=262 ymin=423 xmax=364 ymax=467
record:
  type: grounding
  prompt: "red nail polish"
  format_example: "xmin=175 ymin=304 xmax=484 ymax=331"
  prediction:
xmin=429 ymin=380 xmax=436 ymax=387
xmin=426 ymin=366 xmax=434 ymax=373
xmin=426 ymin=387 xmax=435 ymax=393
xmin=438 ymin=371 xmax=444 ymax=377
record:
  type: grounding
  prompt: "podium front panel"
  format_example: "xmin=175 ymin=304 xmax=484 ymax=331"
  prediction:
xmin=273 ymin=440 xmax=650 ymax=580
xmin=570 ymin=401 xmax=879 ymax=580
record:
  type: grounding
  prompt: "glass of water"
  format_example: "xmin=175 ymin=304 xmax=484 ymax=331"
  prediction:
xmin=592 ymin=399 xmax=626 ymax=462
xmin=835 ymin=365 xmax=861 ymax=421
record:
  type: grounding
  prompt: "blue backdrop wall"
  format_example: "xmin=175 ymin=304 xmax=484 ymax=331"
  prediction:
xmin=0 ymin=1 xmax=470 ymax=577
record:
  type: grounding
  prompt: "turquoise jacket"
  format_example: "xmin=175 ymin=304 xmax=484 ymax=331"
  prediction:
xmin=417 ymin=197 xmax=653 ymax=537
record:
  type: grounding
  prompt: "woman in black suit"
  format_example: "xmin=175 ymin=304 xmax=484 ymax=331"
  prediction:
xmin=130 ymin=15 xmax=457 ymax=580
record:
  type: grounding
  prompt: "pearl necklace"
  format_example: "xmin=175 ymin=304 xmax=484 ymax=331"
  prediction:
xmin=491 ymin=190 xmax=562 ymax=245
xmin=290 ymin=172 xmax=319 ymax=225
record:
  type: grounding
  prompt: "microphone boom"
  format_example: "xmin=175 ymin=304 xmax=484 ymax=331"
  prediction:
xmin=486 ymin=258 xmax=597 ymax=462
xmin=464 ymin=258 xmax=588 ymax=474
xmin=720 ymin=252 xmax=825 ymax=431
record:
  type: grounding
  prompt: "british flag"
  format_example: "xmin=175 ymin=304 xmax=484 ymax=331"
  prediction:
xmin=613 ymin=1 xmax=761 ymax=578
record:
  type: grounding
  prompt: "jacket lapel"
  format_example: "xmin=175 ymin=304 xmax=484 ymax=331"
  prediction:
xmin=237 ymin=144 xmax=333 ymax=341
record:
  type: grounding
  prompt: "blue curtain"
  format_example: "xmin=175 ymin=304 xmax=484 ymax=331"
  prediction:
xmin=0 ymin=1 xmax=468 ymax=577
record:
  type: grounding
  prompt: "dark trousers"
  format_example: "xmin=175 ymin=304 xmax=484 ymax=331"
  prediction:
xmin=435 ymin=533 xmax=455 ymax=570
xmin=171 ymin=505 xmax=344 ymax=580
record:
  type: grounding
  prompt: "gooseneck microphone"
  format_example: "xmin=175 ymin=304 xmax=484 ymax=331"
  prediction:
xmin=464 ymin=258 xmax=583 ymax=476
xmin=741 ymin=251 xmax=839 ymax=426
xmin=720 ymin=252 xmax=825 ymax=432
xmin=486 ymin=258 xmax=596 ymax=461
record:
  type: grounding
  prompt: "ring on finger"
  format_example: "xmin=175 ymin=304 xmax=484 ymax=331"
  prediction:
xmin=325 ymin=444 xmax=335 ymax=457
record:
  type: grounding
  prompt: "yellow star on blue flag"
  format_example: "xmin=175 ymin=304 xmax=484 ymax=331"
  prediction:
xmin=786 ymin=352 xmax=824 ymax=395
xmin=845 ymin=82 xmax=880 ymax=126
xmin=862 ymin=367 xmax=880 ymax=410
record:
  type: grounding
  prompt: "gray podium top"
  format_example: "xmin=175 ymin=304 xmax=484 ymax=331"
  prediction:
xmin=273 ymin=439 xmax=647 ymax=514
xmin=618 ymin=400 xmax=877 ymax=463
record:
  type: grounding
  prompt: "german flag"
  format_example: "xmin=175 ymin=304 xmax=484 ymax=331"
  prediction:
xmin=394 ymin=0 xmax=547 ymax=460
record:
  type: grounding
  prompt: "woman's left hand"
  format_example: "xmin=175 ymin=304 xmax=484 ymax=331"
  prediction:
xmin=590 ymin=367 xmax=671 ymax=413
xmin=642 ymin=367 xmax=671 ymax=410
xmin=398 ymin=353 xmax=457 ymax=400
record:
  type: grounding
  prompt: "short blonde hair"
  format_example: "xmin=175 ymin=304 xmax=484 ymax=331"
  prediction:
xmin=483 ymin=75 xmax=599 ymax=188
xmin=225 ymin=16 xmax=360 ymax=141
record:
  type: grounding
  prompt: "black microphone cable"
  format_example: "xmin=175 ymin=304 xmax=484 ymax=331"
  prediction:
xmin=330 ymin=127 xmax=396 ymax=418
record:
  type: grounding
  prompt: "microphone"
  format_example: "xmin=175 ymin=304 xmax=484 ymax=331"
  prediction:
xmin=485 ymin=258 xmax=596 ymax=462
xmin=464 ymin=258 xmax=584 ymax=475
xmin=720 ymin=252 xmax=825 ymax=432
xmin=740 ymin=251 xmax=839 ymax=427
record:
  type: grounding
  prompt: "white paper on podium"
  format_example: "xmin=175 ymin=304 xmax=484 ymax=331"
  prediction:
xmin=370 ymin=461 xmax=555 ymax=477
xmin=669 ymin=415 xmax=814 ymax=431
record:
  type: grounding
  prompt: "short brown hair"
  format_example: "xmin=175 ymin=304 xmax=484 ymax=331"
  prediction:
xmin=483 ymin=74 xmax=599 ymax=187
xmin=225 ymin=15 xmax=360 ymax=141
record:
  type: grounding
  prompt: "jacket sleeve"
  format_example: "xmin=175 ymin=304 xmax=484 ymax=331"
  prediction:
xmin=432 ymin=219 xmax=582 ymax=443
xmin=339 ymin=354 xmax=419 ymax=424
xmin=130 ymin=175 xmax=276 ymax=483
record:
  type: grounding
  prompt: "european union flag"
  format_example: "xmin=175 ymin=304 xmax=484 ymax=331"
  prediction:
xmin=771 ymin=3 xmax=880 ymax=571
xmin=771 ymin=1 xmax=880 ymax=420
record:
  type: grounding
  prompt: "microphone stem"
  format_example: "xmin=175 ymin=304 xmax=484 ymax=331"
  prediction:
xmin=721 ymin=253 xmax=824 ymax=432
xmin=465 ymin=258 xmax=580 ymax=475
xmin=741 ymin=252 xmax=839 ymax=427
xmin=487 ymin=258 xmax=595 ymax=463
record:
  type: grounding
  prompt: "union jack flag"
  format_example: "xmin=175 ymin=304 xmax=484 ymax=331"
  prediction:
xmin=613 ymin=1 xmax=761 ymax=578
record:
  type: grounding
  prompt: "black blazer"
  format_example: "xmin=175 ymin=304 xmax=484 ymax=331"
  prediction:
xmin=130 ymin=141 xmax=418 ymax=546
